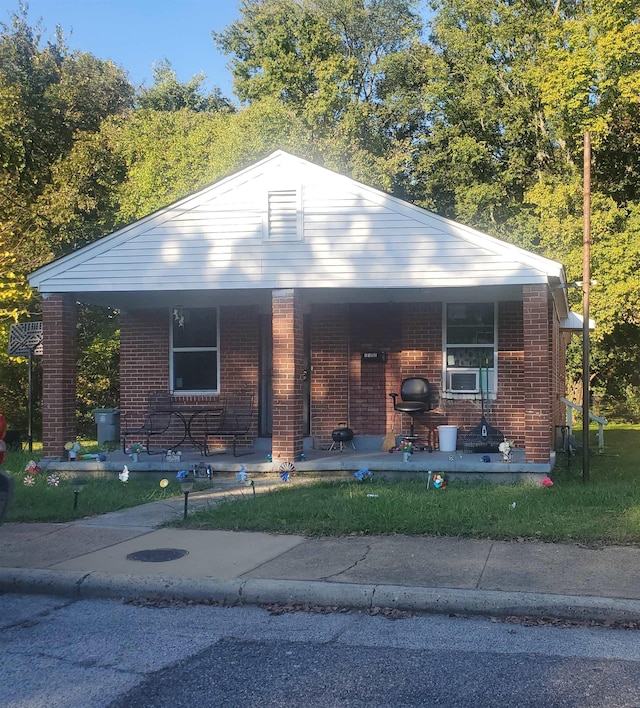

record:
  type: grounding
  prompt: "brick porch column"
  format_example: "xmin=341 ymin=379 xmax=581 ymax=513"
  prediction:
xmin=42 ymin=294 xmax=77 ymax=457
xmin=523 ymin=285 xmax=552 ymax=463
xmin=271 ymin=289 xmax=304 ymax=462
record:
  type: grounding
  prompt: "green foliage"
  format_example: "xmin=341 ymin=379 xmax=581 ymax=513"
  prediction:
xmin=110 ymin=100 xmax=315 ymax=222
xmin=0 ymin=323 xmax=39 ymax=433
xmin=76 ymin=304 xmax=120 ymax=436
xmin=137 ymin=60 xmax=235 ymax=113
xmin=215 ymin=0 xmax=428 ymax=188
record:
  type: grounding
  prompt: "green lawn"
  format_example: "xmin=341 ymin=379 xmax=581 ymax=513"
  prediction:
xmin=4 ymin=426 xmax=640 ymax=546
xmin=172 ymin=425 xmax=640 ymax=546
xmin=2 ymin=445 xmax=188 ymax=522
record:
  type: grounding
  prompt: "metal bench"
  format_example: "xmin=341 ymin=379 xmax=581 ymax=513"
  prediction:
xmin=121 ymin=391 xmax=186 ymax=455
xmin=197 ymin=393 xmax=255 ymax=457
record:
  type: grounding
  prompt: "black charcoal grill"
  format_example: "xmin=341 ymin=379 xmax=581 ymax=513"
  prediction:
xmin=329 ymin=427 xmax=356 ymax=451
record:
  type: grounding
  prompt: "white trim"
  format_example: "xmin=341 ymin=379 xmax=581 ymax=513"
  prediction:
xmin=560 ymin=311 xmax=595 ymax=331
xmin=169 ymin=306 xmax=220 ymax=394
xmin=442 ymin=301 xmax=497 ymax=396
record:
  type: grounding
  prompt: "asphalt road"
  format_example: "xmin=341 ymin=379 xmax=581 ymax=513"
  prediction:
xmin=3 ymin=594 xmax=640 ymax=707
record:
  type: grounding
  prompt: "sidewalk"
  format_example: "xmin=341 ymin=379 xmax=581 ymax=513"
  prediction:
xmin=2 ymin=476 xmax=640 ymax=623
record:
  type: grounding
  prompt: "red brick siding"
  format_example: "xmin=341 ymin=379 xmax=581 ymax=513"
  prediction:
xmin=208 ymin=305 xmax=259 ymax=451
xmin=120 ymin=306 xmax=259 ymax=452
xmin=307 ymin=297 xmax=553 ymax=462
xmin=494 ymin=301 xmax=525 ymax=447
xmin=350 ymin=304 xmax=402 ymax=436
xmin=271 ymin=289 xmax=304 ymax=461
xmin=120 ymin=309 xmax=169 ymax=423
xmin=395 ymin=303 xmax=443 ymax=444
xmin=310 ymin=304 xmax=350 ymax=447
xmin=42 ymin=290 xmax=557 ymax=465
xmin=42 ymin=295 xmax=77 ymax=456
xmin=523 ymin=286 xmax=553 ymax=462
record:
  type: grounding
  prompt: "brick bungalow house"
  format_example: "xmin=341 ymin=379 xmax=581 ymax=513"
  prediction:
xmin=28 ymin=150 xmax=576 ymax=465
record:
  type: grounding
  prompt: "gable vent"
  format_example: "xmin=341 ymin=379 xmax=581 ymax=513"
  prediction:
xmin=267 ymin=190 xmax=301 ymax=241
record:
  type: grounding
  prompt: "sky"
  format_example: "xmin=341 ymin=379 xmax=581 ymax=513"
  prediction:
xmin=3 ymin=0 xmax=240 ymax=98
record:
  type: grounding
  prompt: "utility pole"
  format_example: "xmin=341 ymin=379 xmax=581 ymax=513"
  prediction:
xmin=582 ymin=131 xmax=591 ymax=483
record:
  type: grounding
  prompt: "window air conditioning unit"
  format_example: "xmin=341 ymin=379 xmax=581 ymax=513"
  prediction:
xmin=448 ymin=370 xmax=480 ymax=393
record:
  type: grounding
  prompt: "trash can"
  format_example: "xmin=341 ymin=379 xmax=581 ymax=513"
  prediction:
xmin=437 ymin=425 xmax=458 ymax=452
xmin=94 ymin=408 xmax=120 ymax=446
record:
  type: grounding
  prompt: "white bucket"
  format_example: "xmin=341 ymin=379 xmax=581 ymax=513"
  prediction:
xmin=438 ymin=425 xmax=458 ymax=452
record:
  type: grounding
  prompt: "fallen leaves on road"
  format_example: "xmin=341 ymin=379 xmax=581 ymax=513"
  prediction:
xmin=492 ymin=615 xmax=640 ymax=631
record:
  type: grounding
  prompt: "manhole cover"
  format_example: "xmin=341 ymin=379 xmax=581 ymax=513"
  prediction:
xmin=126 ymin=548 xmax=189 ymax=563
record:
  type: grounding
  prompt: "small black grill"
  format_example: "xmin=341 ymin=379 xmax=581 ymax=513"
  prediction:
xmin=329 ymin=427 xmax=356 ymax=451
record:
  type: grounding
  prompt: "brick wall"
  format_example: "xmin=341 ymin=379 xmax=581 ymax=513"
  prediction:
xmin=271 ymin=289 xmax=304 ymax=461
xmin=350 ymin=303 xmax=401 ymax=436
xmin=310 ymin=303 xmax=350 ymax=447
xmin=42 ymin=294 xmax=77 ymax=456
xmin=307 ymin=298 xmax=552 ymax=461
xmin=120 ymin=305 xmax=259 ymax=452
xmin=109 ymin=292 xmax=555 ymax=463
xmin=209 ymin=305 xmax=260 ymax=451
xmin=523 ymin=285 xmax=553 ymax=462
xmin=494 ymin=300 xmax=525 ymax=447
xmin=120 ymin=309 xmax=170 ymax=422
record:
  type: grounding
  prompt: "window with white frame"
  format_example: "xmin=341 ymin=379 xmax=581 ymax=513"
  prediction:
xmin=444 ymin=303 xmax=496 ymax=394
xmin=170 ymin=307 xmax=219 ymax=392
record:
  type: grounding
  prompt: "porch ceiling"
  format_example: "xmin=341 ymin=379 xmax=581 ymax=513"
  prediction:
xmin=72 ymin=284 xmax=527 ymax=311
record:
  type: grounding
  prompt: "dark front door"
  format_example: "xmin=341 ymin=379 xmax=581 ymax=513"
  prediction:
xmin=259 ymin=314 xmax=310 ymax=437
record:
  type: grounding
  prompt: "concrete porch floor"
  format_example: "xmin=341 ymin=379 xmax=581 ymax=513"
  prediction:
xmin=39 ymin=436 xmax=555 ymax=484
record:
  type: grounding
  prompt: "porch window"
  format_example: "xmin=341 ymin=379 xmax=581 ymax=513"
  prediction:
xmin=170 ymin=307 xmax=219 ymax=393
xmin=444 ymin=303 xmax=496 ymax=394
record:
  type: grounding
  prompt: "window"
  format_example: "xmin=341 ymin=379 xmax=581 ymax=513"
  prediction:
xmin=444 ymin=303 xmax=496 ymax=394
xmin=170 ymin=308 xmax=219 ymax=393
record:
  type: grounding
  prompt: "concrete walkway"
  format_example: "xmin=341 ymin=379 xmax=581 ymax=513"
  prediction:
xmin=1 ymin=475 xmax=640 ymax=623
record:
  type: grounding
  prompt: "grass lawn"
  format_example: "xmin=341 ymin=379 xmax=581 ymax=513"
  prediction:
xmin=172 ymin=425 xmax=640 ymax=547
xmin=2 ymin=445 xmax=188 ymax=522
xmin=4 ymin=426 xmax=640 ymax=546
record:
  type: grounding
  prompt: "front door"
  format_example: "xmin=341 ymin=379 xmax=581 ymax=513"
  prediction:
xmin=259 ymin=314 xmax=311 ymax=436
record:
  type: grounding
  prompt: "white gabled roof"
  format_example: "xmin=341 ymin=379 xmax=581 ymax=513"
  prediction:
xmin=29 ymin=150 xmax=567 ymax=298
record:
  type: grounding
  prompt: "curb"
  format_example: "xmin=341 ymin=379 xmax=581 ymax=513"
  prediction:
xmin=3 ymin=567 xmax=640 ymax=623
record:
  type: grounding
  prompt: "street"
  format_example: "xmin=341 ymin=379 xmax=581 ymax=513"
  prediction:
xmin=3 ymin=593 xmax=640 ymax=707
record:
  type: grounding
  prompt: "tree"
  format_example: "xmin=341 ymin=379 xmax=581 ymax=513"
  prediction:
xmin=137 ymin=60 xmax=235 ymax=113
xmin=214 ymin=0 xmax=429 ymax=191
xmin=0 ymin=7 xmax=134 ymax=428
xmin=0 ymin=7 xmax=134 ymax=277
xmin=420 ymin=0 xmax=640 ymax=418
xmin=110 ymin=99 xmax=314 ymax=222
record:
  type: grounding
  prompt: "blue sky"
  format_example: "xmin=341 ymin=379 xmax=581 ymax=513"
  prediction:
xmin=4 ymin=0 xmax=240 ymax=97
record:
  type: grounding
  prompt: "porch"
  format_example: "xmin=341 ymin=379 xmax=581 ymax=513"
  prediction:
xmin=40 ymin=436 xmax=555 ymax=484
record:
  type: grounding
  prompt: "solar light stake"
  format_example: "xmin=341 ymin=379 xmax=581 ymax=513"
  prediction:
xmin=179 ymin=477 xmax=195 ymax=519
xmin=183 ymin=489 xmax=189 ymax=519
xmin=70 ymin=478 xmax=86 ymax=511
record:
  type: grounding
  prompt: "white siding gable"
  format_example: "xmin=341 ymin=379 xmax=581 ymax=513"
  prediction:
xmin=29 ymin=151 xmax=565 ymax=294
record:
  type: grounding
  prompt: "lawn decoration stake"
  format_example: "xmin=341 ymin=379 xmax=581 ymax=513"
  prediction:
xmin=432 ymin=473 xmax=446 ymax=489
